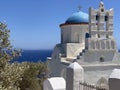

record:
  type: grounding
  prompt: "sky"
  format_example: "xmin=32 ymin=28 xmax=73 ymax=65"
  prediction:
xmin=0 ymin=0 xmax=120 ymax=50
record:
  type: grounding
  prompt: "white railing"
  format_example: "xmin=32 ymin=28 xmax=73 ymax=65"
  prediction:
xmin=79 ymin=81 xmax=108 ymax=90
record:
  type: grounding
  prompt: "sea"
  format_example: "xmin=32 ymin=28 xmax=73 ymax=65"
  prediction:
xmin=12 ymin=49 xmax=120 ymax=63
xmin=12 ymin=50 xmax=53 ymax=62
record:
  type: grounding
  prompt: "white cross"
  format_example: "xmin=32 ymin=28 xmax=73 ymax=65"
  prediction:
xmin=78 ymin=6 xmax=82 ymax=11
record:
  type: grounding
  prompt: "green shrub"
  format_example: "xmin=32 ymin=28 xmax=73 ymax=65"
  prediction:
xmin=19 ymin=62 xmax=48 ymax=90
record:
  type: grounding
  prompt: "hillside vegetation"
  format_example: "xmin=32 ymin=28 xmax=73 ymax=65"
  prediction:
xmin=0 ymin=22 xmax=47 ymax=90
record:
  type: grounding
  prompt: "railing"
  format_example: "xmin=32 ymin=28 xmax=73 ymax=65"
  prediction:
xmin=79 ymin=81 xmax=109 ymax=90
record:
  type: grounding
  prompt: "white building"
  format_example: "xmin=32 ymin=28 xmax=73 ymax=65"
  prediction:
xmin=48 ymin=1 xmax=120 ymax=84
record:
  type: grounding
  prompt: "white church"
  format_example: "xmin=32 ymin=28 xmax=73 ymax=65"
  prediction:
xmin=46 ymin=1 xmax=120 ymax=89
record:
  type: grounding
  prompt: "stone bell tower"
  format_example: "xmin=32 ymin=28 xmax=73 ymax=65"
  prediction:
xmin=84 ymin=1 xmax=116 ymax=62
xmin=89 ymin=1 xmax=114 ymax=39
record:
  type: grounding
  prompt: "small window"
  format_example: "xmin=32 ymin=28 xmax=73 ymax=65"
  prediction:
xmin=105 ymin=16 xmax=108 ymax=21
xmin=100 ymin=57 xmax=104 ymax=62
xmin=85 ymin=33 xmax=90 ymax=38
xmin=101 ymin=8 xmax=104 ymax=12
xmin=96 ymin=15 xmax=99 ymax=20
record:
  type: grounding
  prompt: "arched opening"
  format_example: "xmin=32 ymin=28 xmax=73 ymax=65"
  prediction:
xmin=96 ymin=77 xmax=108 ymax=89
xmin=100 ymin=56 xmax=104 ymax=62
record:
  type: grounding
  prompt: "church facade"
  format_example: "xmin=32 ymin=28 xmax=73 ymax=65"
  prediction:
xmin=48 ymin=1 xmax=120 ymax=84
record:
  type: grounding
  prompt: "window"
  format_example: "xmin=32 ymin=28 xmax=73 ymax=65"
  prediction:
xmin=104 ymin=15 xmax=108 ymax=31
xmin=85 ymin=33 xmax=90 ymax=38
xmin=100 ymin=56 xmax=104 ymax=62
xmin=96 ymin=15 xmax=99 ymax=20
xmin=105 ymin=16 xmax=108 ymax=21
xmin=101 ymin=8 xmax=104 ymax=12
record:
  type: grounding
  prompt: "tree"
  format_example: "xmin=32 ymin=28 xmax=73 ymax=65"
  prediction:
xmin=0 ymin=22 xmax=48 ymax=90
xmin=19 ymin=62 xmax=48 ymax=90
xmin=0 ymin=22 xmax=24 ymax=90
xmin=0 ymin=22 xmax=21 ymax=64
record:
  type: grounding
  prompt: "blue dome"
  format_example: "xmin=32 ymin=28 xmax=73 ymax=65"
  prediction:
xmin=65 ymin=11 xmax=89 ymax=24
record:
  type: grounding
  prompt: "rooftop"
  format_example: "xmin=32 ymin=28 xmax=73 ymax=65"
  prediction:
xmin=65 ymin=11 xmax=89 ymax=24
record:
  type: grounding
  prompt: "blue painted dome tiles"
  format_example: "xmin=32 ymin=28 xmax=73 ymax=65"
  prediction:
xmin=65 ymin=11 xmax=89 ymax=24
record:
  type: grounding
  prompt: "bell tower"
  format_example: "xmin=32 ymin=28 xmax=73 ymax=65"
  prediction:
xmin=89 ymin=1 xmax=114 ymax=38
xmin=86 ymin=1 xmax=116 ymax=51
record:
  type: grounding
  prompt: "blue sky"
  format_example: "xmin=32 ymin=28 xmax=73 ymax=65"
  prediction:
xmin=0 ymin=0 xmax=120 ymax=50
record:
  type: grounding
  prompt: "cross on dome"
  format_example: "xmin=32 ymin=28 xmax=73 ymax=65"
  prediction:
xmin=78 ymin=5 xmax=82 ymax=11
xmin=99 ymin=0 xmax=104 ymax=7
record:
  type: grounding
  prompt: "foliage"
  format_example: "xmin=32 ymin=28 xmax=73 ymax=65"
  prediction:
xmin=19 ymin=62 xmax=47 ymax=90
xmin=0 ymin=62 xmax=29 ymax=90
xmin=0 ymin=22 xmax=21 ymax=65
xmin=0 ymin=22 xmax=48 ymax=90
xmin=0 ymin=62 xmax=47 ymax=90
